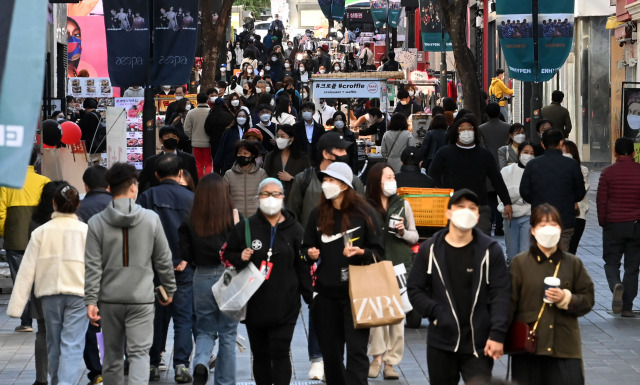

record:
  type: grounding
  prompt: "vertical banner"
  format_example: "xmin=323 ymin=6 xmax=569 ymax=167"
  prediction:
xmin=419 ymin=0 xmax=452 ymax=52
xmin=318 ymin=0 xmax=333 ymax=21
xmin=332 ymin=0 xmax=346 ymax=22
xmin=496 ymin=0 xmax=574 ymax=82
xmin=151 ymin=0 xmax=200 ymax=86
xmin=537 ymin=0 xmax=574 ymax=81
xmin=388 ymin=0 xmax=402 ymax=28
xmin=0 ymin=0 xmax=47 ymax=188
xmin=102 ymin=0 xmax=150 ymax=87
xmin=371 ymin=0 xmax=388 ymax=29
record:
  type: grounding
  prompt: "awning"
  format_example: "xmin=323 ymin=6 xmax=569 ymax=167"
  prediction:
xmin=607 ymin=15 xmax=625 ymax=29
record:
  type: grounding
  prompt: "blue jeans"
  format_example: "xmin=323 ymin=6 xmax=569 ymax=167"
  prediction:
xmin=504 ymin=216 xmax=531 ymax=261
xmin=308 ymin=309 xmax=322 ymax=361
xmin=193 ymin=265 xmax=238 ymax=385
xmin=150 ymin=266 xmax=194 ymax=367
xmin=40 ymin=294 xmax=89 ymax=385
xmin=7 ymin=249 xmax=32 ymax=326
xmin=500 ymin=106 xmax=510 ymax=123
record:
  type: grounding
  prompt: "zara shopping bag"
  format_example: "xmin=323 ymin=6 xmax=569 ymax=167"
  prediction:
xmin=349 ymin=258 xmax=405 ymax=329
xmin=213 ymin=218 xmax=265 ymax=321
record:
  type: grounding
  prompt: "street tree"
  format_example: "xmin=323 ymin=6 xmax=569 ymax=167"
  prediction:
xmin=439 ymin=0 xmax=483 ymax=119
xmin=201 ymin=0 xmax=234 ymax=91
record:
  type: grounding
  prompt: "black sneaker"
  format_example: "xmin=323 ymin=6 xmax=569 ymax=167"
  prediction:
xmin=193 ymin=363 xmax=209 ymax=385
xmin=612 ymin=283 xmax=624 ymax=314
xmin=150 ymin=366 xmax=160 ymax=382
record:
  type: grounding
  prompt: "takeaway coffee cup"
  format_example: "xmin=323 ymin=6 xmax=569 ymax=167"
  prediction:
xmin=388 ymin=214 xmax=402 ymax=234
xmin=543 ymin=277 xmax=561 ymax=303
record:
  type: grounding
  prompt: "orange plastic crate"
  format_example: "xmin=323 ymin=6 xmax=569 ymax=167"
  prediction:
xmin=397 ymin=188 xmax=454 ymax=227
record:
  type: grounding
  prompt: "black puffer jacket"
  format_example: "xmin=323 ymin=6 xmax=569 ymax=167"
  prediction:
xmin=225 ymin=209 xmax=313 ymax=326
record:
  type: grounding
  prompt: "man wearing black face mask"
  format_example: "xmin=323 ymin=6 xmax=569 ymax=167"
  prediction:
xmin=138 ymin=126 xmax=199 ymax=192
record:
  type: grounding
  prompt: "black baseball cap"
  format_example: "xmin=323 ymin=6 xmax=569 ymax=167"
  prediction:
xmin=317 ymin=132 xmax=352 ymax=153
xmin=448 ymin=188 xmax=480 ymax=208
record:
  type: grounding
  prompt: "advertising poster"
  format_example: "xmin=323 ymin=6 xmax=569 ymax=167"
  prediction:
xmin=496 ymin=0 xmax=574 ymax=82
xmin=622 ymin=84 xmax=640 ymax=142
xmin=102 ymin=0 xmax=150 ymax=87
xmin=313 ymin=80 xmax=384 ymax=99
xmin=419 ymin=0 xmax=452 ymax=52
xmin=151 ymin=0 xmax=200 ymax=86
xmin=67 ymin=15 xmax=110 ymax=78
xmin=388 ymin=0 xmax=402 ymax=28
xmin=114 ymin=97 xmax=144 ymax=169
xmin=370 ymin=0 xmax=388 ymax=28
xmin=68 ymin=77 xmax=113 ymax=98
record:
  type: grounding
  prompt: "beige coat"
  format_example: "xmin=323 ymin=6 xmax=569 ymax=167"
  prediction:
xmin=223 ymin=162 xmax=268 ymax=217
xmin=184 ymin=105 xmax=211 ymax=147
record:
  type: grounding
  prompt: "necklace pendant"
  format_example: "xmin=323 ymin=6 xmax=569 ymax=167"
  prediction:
xmin=267 ymin=249 xmax=273 ymax=258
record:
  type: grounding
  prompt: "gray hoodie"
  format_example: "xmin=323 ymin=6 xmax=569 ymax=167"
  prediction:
xmin=84 ymin=198 xmax=176 ymax=306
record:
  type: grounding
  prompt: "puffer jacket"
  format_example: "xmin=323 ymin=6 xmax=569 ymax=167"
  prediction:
xmin=509 ymin=247 xmax=594 ymax=358
xmin=0 ymin=166 xmax=51 ymax=250
xmin=596 ymin=156 xmax=640 ymax=226
xmin=497 ymin=163 xmax=531 ymax=218
xmin=223 ymin=162 xmax=268 ymax=217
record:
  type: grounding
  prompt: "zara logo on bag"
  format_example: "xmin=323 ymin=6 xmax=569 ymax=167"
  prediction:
xmin=252 ymin=239 xmax=262 ymax=250
xmin=353 ymin=295 xmax=404 ymax=322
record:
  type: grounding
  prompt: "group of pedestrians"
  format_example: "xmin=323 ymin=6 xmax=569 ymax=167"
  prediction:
xmin=6 ymin=81 xmax=640 ymax=385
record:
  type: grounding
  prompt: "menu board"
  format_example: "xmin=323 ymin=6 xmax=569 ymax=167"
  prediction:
xmin=114 ymin=97 xmax=144 ymax=169
xmin=68 ymin=77 xmax=113 ymax=98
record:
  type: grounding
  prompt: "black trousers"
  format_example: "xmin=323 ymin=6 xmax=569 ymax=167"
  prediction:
xmin=511 ymin=354 xmax=584 ymax=385
xmin=426 ymin=345 xmax=493 ymax=385
xmin=245 ymin=321 xmax=296 ymax=385
xmin=311 ymin=294 xmax=369 ymax=385
xmin=84 ymin=323 xmax=103 ymax=380
xmin=603 ymin=221 xmax=640 ymax=310
xmin=568 ymin=218 xmax=586 ymax=254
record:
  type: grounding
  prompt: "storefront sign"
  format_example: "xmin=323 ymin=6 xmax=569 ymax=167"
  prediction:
xmin=312 ymin=80 xmax=385 ymax=98
xmin=114 ymin=97 xmax=144 ymax=169
xmin=68 ymin=77 xmax=113 ymax=98
xmin=496 ymin=0 xmax=574 ymax=82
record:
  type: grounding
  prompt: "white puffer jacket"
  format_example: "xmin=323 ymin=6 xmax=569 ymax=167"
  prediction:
xmin=498 ymin=163 xmax=531 ymax=218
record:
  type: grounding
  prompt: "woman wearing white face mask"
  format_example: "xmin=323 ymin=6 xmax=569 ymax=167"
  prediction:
xmin=381 ymin=113 xmax=415 ymax=173
xmin=227 ymin=94 xmax=243 ymax=115
xmin=263 ymin=125 xmax=311 ymax=203
xmin=428 ymin=114 xmax=514 ymax=235
xmin=498 ymin=141 xmax=534 ymax=261
xmin=508 ymin=203 xmax=594 ymax=385
xmin=224 ymin=177 xmax=313 ymax=385
xmin=364 ymin=163 xmax=418 ymax=379
xmin=302 ymin=162 xmax=385 ymax=385
xmin=498 ymin=123 xmax=527 ymax=169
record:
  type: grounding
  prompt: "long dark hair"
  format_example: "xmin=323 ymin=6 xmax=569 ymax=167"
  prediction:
xmin=446 ymin=113 xmax=480 ymax=145
xmin=32 ymin=181 xmax=67 ymax=227
xmin=563 ymin=140 xmax=581 ymax=166
xmin=190 ymin=173 xmax=234 ymax=237
xmin=317 ymin=181 xmax=376 ymax=236
xmin=365 ymin=162 xmax=391 ymax=216
xmin=53 ymin=184 xmax=80 ymax=214
xmin=529 ymin=203 xmax=564 ymax=252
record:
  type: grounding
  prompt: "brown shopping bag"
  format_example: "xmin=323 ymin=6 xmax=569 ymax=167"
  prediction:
xmin=349 ymin=260 xmax=405 ymax=329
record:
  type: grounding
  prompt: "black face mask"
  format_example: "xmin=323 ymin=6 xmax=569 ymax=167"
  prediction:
xmin=243 ymin=88 xmax=249 ymax=95
xmin=163 ymin=138 xmax=178 ymax=151
xmin=331 ymin=153 xmax=349 ymax=164
xmin=236 ymin=155 xmax=253 ymax=166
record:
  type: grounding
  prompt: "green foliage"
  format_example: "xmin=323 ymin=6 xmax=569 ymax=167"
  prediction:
xmin=235 ymin=0 xmax=271 ymax=15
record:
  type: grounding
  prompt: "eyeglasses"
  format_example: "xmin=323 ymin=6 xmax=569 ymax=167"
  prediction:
xmin=259 ymin=191 xmax=284 ymax=198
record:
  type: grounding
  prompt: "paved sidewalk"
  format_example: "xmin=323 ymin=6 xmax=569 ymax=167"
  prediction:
xmin=1 ymin=171 xmax=640 ymax=384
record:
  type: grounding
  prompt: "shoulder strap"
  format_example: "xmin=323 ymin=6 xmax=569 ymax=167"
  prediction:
xmin=531 ymin=260 xmax=561 ymax=333
xmin=386 ymin=131 xmax=402 ymax=158
xmin=300 ymin=167 xmax=314 ymax=198
xmin=244 ymin=218 xmax=251 ymax=249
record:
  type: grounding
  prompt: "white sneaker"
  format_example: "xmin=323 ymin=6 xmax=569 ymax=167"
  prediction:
xmin=308 ymin=361 xmax=325 ymax=381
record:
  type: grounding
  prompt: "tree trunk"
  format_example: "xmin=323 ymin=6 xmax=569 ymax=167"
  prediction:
xmin=201 ymin=0 xmax=234 ymax=91
xmin=440 ymin=0 xmax=482 ymax=120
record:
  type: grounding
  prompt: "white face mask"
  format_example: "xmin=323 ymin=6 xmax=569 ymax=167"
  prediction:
xmin=382 ymin=181 xmax=397 ymax=197
xmin=175 ymin=95 xmax=183 ymax=101
xmin=231 ymin=99 xmax=240 ymax=107
xmin=302 ymin=111 xmax=313 ymax=121
xmin=259 ymin=196 xmax=283 ymax=216
xmin=334 ymin=66 xmax=340 ymax=71
xmin=513 ymin=133 xmax=526 ymax=144
xmin=334 ymin=120 xmax=345 ymax=129
xmin=319 ymin=69 xmax=326 ymax=74
xmin=266 ymin=86 xmax=271 ymax=93
xmin=276 ymin=137 xmax=291 ymax=150
xmin=563 ymin=153 xmax=573 ymax=159
xmin=534 ymin=225 xmax=561 ymax=248
xmin=256 ymin=88 xmax=263 ymax=94
xmin=260 ymin=113 xmax=271 ymax=123
xmin=237 ymin=117 xmax=247 ymax=125
xmin=265 ymin=65 xmax=271 ymax=71
xmin=299 ymin=66 xmax=305 ymax=72
xmin=322 ymin=181 xmax=342 ymax=200
xmin=284 ymin=63 xmax=290 ymax=68
xmin=628 ymin=114 xmax=640 ymax=130
xmin=458 ymin=131 xmax=475 ymax=145
xmin=209 ymin=96 xmax=217 ymax=103
xmin=185 ymin=104 xmax=191 ymax=111
xmin=519 ymin=153 xmax=534 ymax=166
xmin=449 ymin=208 xmax=479 ymax=230
xmin=272 ymin=56 xmax=278 ymax=62
xmin=247 ymin=68 xmax=253 ymax=74
xmin=302 ymin=92 xmax=308 ymax=99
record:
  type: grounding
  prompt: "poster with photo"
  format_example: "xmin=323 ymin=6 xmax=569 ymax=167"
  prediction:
xmin=114 ymin=97 xmax=144 ymax=169
xmin=68 ymin=77 xmax=113 ymax=98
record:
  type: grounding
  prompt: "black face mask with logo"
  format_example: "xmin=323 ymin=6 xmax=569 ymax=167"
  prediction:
xmin=236 ymin=155 xmax=254 ymax=166
xmin=163 ymin=138 xmax=178 ymax=151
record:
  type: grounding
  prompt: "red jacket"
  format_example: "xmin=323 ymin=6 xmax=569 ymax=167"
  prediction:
xmin=596 ymin=157 xmax=640 ymax=226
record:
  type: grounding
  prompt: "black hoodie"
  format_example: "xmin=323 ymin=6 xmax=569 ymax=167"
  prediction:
xmin=225 ymin=209 xmax=312 ymax=326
